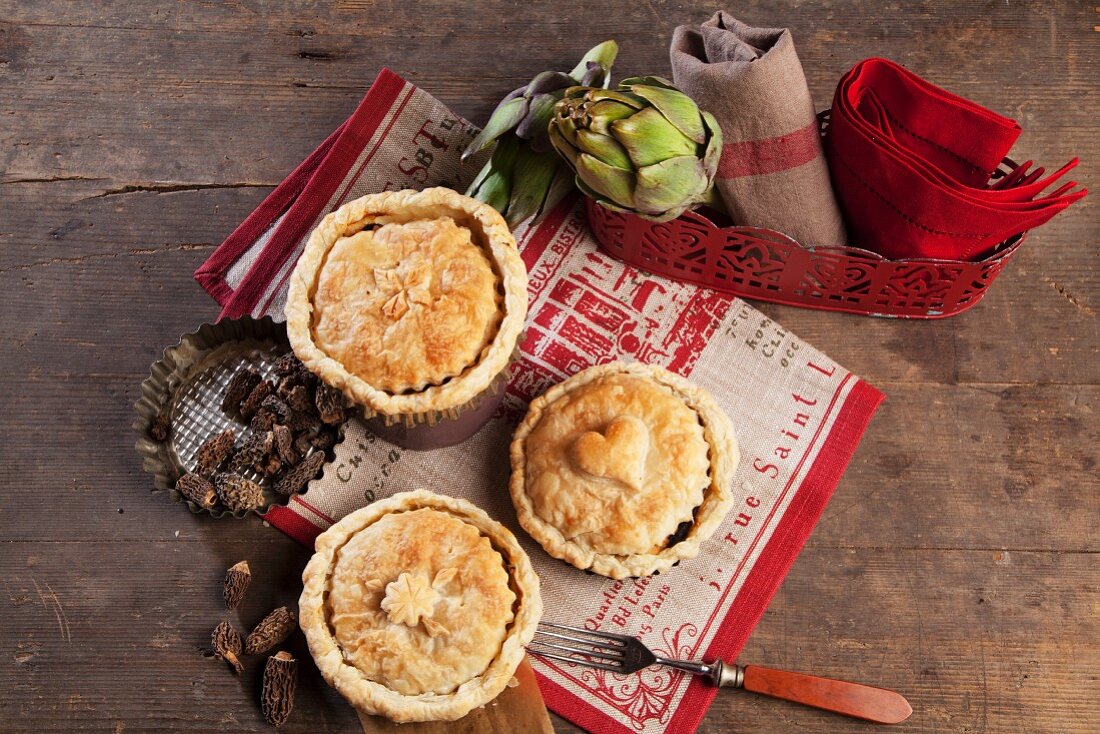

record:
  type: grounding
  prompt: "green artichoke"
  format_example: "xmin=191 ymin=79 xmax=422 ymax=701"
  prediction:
xmin=463 ymin=41 xmax=618 ymax=228
xmin=548 ymin=76 xmax=723 ymax=221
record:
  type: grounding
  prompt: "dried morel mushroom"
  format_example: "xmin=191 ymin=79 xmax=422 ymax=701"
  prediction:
xmin=245 ymin=606 xmax=297 ymax=655
xmin=285 ymin=408 xmax=321 ymax=434
xmin=240 ymin=380 xmax=274 ymax=419
xmin=214 ymin=473 xmax=265 ymax=513
xmin=260 ymin=395 xmax=291 ymax=424
xmin=250 ymin=407 xmax=277 ymax=432
xmin=211 ymin=620 xmax=244 ymax=674
xmin=176 ymin=473 xmax=218 ymax=509
xmin=231 ymin=430 xmax=274 ymax=474
xmin=149 ymin=408 xmax=171 ymax=442
xmin=283 ymin=384 xmax=312 ymax=414
xmin=292 ymin=433 xmax=314 ymax=457
xmin=310 ymin=428 xmax=339 ymax=453
xmin=261 ymin=651 xmax=297 ymax=727
xmin=314 ymin=383 xmax=347 ymax=425
xmin=274 ymin=451 xmax=325 ymax=496
xmin=273 ymin=352 xmax=307 ymax=379
xmin=272 ymin=425 xmax=297 ymax=466
xmin=223 ymin=560 xmax=251 ymax=610
xmin=222 ymin=367 xmax=262 ymax=414
xmin=194 ymin=429 xmax=235 ymax=477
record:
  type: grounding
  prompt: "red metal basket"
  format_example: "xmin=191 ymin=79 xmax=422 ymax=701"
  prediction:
xmin=585 ymin=182 xmax=1026 ymax=320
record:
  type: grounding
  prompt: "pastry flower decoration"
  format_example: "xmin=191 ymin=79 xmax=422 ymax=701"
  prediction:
xmin=380 ymin=568 xmax=457 ymax=638
xmin=375 ymin=262 xmax=433 ymax=320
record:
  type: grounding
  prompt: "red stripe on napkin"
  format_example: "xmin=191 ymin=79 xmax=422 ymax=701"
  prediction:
xmin=261 ymin=504 xmax=322 ymax=549
xmin=193 ymin=123 xmax=344 ymax=307
xmin=716 ymin=119 xmax=821 ymax=178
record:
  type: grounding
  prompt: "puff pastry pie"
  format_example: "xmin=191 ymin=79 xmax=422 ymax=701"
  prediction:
xmin=509 ymin=362 xmax=739 ymax=579
xmin=285 ymin=188 xmax=527 ymax=418
xmin=300 ymin=490 xmax=542 ymax=722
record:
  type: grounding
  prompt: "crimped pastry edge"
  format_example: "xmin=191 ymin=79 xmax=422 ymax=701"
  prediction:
xmin=299 ymin=489 xmax=542 ymax=722
xmin=284 ymin=187 xmax=528 ymax=416
xmin=509 ymin=361 xmax=740 ymax=579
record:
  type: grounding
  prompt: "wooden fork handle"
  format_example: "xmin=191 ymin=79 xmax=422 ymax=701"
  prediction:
xmin=720 ymin=663 xmax=912 ymax=724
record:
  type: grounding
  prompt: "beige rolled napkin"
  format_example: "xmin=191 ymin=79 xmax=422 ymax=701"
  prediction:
xmin=671 ymin=11 xmax=847 ymax=246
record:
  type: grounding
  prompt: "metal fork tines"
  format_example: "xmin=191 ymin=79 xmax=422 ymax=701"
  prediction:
xmin=528 ymin=622 xmax=659 ymax=675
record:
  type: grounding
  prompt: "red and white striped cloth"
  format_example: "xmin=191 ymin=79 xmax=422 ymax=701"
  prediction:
xmin=195 ymin=69 xmax=884 ymax=734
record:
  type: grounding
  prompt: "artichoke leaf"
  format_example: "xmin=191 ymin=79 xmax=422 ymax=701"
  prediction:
xmin=626 ymin=83 xmax=707 ymax=144
xmin=575 ymin=176 xmax=631 ymax=214
xmin=466 ymin=155 xmax=493 ymax=196
xmin=462 ymin=97 xmax=528 ymax=161
xmin=575 ymin=129 xmax=633 ymax=170
xmin=477 ymin=170 xmax=513 ymax=214
xmin=540 ymin=164 xmax=579 ymax=220
xmin=582 ymin=88 xmax=647 ymax=109
xmin=527 ymin=71 xmax=578 ymax=96
xmin=585 ymin=99 xmax=636 ymax=135
xmin=506 ymin=147 xmax=561 ymax=228
xmin=465 ymin=135 xmax=521 ymax=211
xmin=620 ymin=75 xmax=679 ymax=91
xmin=517 ymin=92 xmax=563 ymax=149
xmin=578 ymin=62 xmax=605 ymax=87
xmin=611 ymin=107 xmax=698 ymax=168
xmin=576 ymin=152 xmax=636 ymax=209
xmin=634 ymin=155 xmax=709 ymax=219
xmin=567 ymin=40 xmax=619 ymax=86
xmin=701 ymin=111 xmax=724 ymax=177
xmin=553 ymin=115 xmax=583 ymax=149
xmin=548 ymin=123 xmax=580 ymax=165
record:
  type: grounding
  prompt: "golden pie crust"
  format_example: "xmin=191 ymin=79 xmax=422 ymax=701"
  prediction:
xmin=300 ymin=490 xmax=542 ymax=722
xmin=285 ymin=188 xmax=527 ymax=417
xmin=509 ymin=362 xmax=739 ymax=579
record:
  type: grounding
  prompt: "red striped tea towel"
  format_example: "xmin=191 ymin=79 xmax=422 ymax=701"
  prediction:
xmin=195 ymin=69 xmax=884 ymax=734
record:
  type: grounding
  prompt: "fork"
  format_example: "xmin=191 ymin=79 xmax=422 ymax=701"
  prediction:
xmin=530 ymin=622 xmax=912 ymax=725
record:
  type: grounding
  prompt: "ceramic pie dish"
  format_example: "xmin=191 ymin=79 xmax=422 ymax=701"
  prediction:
xmin=285 ymin=188 xmax=527 ymax=448
xmin=299 ymin=490 xmax=542 ymax=722
xmin=509 ymin=361 xmax=739 ymax=579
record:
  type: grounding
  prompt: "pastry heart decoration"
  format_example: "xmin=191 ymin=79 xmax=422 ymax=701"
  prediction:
xmin=570 ymin=415 xmax=650 ymax=489
xmin=380 ymin=568 xmax=456 ymax=638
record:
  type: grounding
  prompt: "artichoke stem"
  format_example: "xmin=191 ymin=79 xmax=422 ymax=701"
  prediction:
xmin=699 ymin=185 xmax=728 ymax=218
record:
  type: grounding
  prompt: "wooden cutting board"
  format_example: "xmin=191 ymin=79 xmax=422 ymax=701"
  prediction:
xmin=356 ymin=657 xmax=553 ymax=734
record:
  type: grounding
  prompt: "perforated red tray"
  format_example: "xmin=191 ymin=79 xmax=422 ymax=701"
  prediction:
xmin=585 ymin=197 xmax=1025 ymax=320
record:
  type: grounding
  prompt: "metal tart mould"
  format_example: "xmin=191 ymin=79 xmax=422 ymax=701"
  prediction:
xmin=356 ymin=338 xmax=523 ymax=451
xmin=133 ymin=315 xmax=341 ymax=518
xmin=362 ymin=366 xmax=509 ymax=451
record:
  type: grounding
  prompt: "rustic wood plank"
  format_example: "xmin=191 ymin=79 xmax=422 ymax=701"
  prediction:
xmin=1 ymin=1 xmax=1096 ymax=733
xmin=713 ymin=545 xmax=1100 ymax=733
xmin=3 ymin=543 xmax=1095 ymax=732
xmin=1 ymin=3 xmax=1096 ymax=186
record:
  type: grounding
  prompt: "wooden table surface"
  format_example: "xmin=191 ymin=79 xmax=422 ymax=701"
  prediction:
xmin=2 ymin=1 xmax=1097 ymax=732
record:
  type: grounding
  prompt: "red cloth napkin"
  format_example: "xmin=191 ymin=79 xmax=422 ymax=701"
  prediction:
xmin=825 ymin=57 xmax=1085 ymax=261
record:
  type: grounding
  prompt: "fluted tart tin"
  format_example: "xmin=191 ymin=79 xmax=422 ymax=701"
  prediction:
xmin=133 ymin=316 xmax=339 ymax=518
